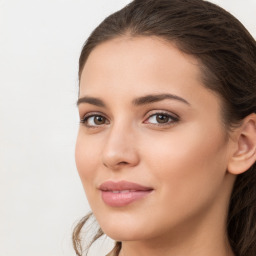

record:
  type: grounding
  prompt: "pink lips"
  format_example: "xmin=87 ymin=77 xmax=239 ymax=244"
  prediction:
xmin=99 ymin=181 xmax=153 ymax=207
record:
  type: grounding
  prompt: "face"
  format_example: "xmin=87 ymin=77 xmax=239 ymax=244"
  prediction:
xmin=76 ymin=36 xmax=235 ymax=243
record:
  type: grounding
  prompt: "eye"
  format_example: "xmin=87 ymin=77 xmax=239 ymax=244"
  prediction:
xmin=80 ymin=114 xmax=109 ymax=127
xmin=144 ymin=112 xmax=179 ymax=126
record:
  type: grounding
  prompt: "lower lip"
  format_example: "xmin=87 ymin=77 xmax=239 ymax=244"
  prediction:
xmin=101 ymin=190 xmax=152 ymax=207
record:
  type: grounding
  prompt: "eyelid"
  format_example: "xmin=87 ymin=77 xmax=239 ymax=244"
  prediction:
xmin=145 ymin=109 xmax=179 ymax=119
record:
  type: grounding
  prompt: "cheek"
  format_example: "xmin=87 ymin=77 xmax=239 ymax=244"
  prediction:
xmin=141 ymin=122 xmax=228 ymax=210
xmin=75 ymin=131 xmax=100 ymax=190
xmin=75 ymin=132 xmax=105 ymax=216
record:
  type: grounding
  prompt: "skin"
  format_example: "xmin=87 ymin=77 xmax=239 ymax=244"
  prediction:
xmin=76 ymin=36 xmax=237 ymax=256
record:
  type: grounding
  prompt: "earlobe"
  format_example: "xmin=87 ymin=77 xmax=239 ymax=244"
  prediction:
xmin=227 ymin=113 xmax=256 ymax=175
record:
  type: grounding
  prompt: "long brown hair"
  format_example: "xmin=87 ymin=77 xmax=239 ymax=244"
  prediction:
xmin=73 ymin=0 xmax=256 ymax=255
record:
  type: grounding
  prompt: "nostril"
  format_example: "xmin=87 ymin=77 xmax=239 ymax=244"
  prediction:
xmin=119 ymin=161 xmax=129 ymax=165
xmin=103 ymin=161 xmax=128 ymax=167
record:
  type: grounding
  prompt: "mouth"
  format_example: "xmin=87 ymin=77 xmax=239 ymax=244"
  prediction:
xmin=99 ymin=180 xmax=153 ymax=207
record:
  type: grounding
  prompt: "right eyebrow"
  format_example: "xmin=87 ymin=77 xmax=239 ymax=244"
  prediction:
xmin=77 ymin=96 xmax=106 ymax=107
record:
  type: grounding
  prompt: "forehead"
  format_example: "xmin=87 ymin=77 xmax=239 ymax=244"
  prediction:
xmin=80 ymin=36 xmax=202 ymax=94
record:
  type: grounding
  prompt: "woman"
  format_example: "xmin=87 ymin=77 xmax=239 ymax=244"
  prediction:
xmin=73 ymin=0 xmax=256 ymax=255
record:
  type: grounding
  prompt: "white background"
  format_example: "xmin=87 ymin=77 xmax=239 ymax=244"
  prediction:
xmin=0 ymin=1 xmax=255 ymax=255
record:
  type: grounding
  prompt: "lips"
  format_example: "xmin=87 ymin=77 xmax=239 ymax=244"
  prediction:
xmin=99 ymin=181 xmax=153 ymax=207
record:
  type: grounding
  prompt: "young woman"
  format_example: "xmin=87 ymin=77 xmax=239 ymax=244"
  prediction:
xmin=73 ymin=0 xmax=256 ymax=255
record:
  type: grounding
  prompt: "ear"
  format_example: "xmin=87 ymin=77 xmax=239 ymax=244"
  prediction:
xmin=227 ymin=113 xmax=256 ymax=175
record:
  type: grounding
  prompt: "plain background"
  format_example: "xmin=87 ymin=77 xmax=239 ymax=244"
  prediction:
xmin=0 ymin=0 xmax=255 ymax=255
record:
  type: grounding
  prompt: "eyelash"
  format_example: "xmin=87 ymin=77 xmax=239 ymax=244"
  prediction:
xmin=80 ymin=111 xmax=179 ymax=128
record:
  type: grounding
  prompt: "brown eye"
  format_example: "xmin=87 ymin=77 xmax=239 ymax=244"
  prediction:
xmin=81 ymin=114 xmax=108 ymax=127
xmin=145 ymin=112 xmax=179 ymax=126
xmin=156 ymin=114 xmax=169 ymax=123
xmin=94 ymin=116 xmax=106 ymax=125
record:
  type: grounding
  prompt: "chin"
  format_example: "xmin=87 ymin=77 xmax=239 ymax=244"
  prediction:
xmin=95 ymin=211 xmax=152 ymax=241
xmin=102 ymin=226 xmax=147 ymax=242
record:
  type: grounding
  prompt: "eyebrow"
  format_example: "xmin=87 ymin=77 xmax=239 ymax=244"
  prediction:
xmin=132 ymin=93 xmax=190 ymax=106
xmin=77 ymin=96 xmax=105 ymax=107
xmin=77 ymin=93 xmax=190 ymax=107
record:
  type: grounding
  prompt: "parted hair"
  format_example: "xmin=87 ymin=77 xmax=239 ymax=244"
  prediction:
xmin=73 ymin=0 xmax=256 ymax=255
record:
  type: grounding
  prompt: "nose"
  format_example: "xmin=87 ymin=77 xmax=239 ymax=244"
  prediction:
xmin=102 ymin=122 xmax=140 ymax=170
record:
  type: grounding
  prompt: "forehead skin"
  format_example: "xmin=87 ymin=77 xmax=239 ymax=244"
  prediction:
xmin=80 ymin=36 xmax=203 ymax=97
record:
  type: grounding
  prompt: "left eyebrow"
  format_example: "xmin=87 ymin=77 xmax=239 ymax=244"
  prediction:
xmin=132 ymin=93 xmax=191 ymax=106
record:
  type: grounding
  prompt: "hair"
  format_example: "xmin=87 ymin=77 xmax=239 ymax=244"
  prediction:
xmin=73 ymin=0 xmax=256 ymax=255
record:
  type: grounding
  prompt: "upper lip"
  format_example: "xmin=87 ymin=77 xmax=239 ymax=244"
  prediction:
xmin=99 ymin=180 xmax=153 ymax=191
